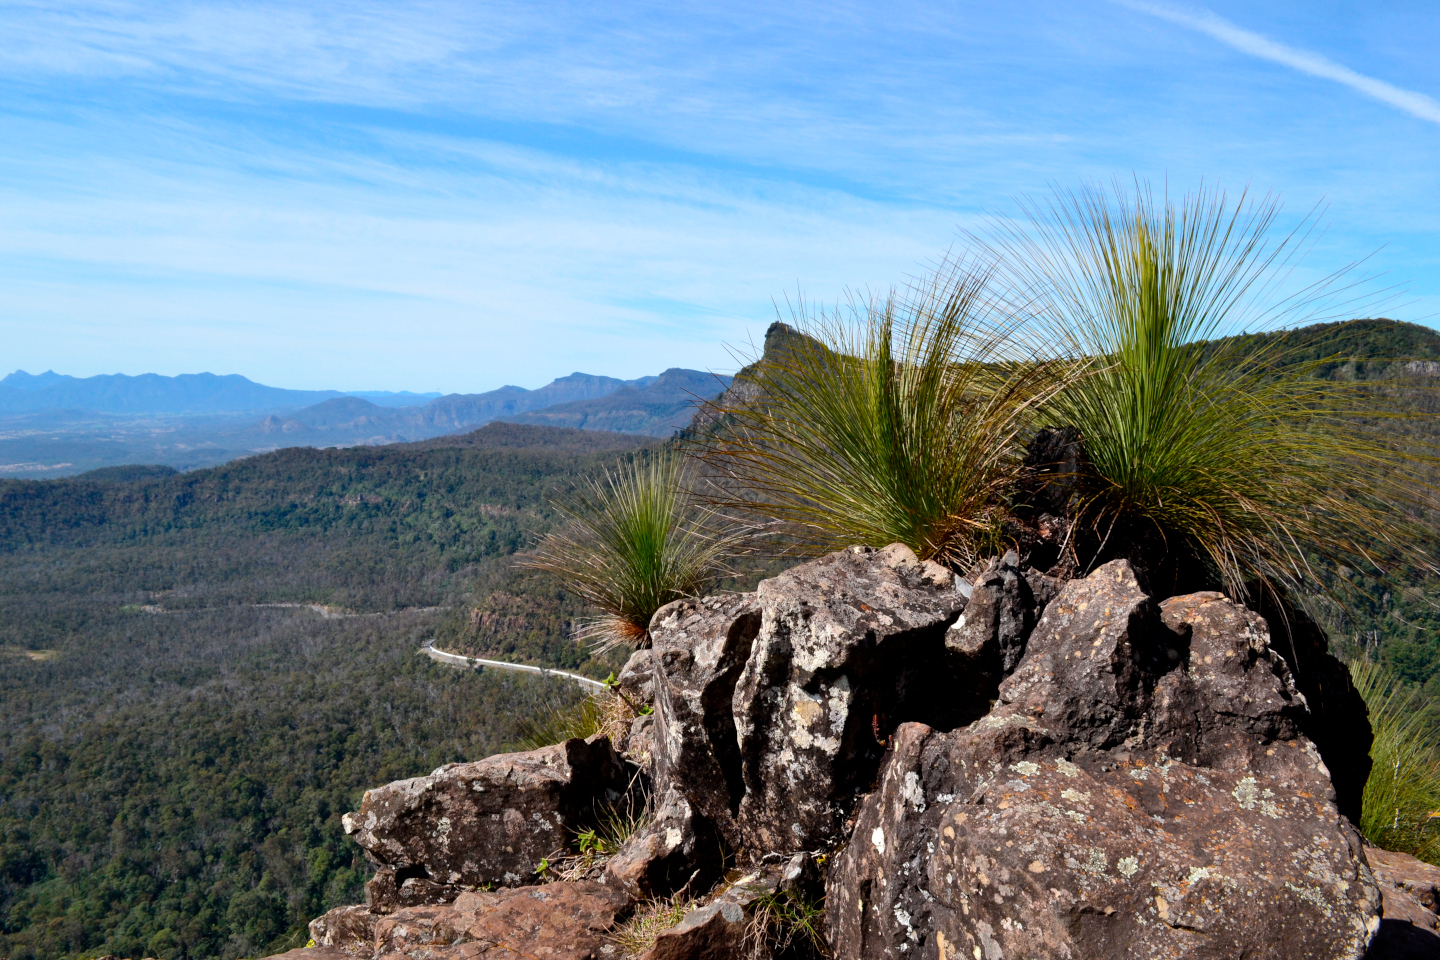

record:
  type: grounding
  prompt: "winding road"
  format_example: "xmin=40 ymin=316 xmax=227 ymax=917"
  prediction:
xmin=419 ymin=640 xmax=608 ymax=691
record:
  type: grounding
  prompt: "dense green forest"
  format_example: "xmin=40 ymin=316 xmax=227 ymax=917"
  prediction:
xmin=0 ymin=424 xmax=648 ymax=960
xmin=3 ymin=324 xmax=1440 ymax=960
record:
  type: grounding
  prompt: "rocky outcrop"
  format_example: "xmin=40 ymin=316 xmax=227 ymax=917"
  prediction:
xmin=309 ymin=881 xmax=629 ymax=960
xmin=625 ymin=543 xmax=997 ymax=892
xmin=342 ymin=737 xmax=630 ymax=908
xmin=650 ymin=593 xmax=762 ymax=848
xmin=827 ymin=562 xmax=1380 ymax=959
xmin=269 ymin=542 xmax=1389 ymax=960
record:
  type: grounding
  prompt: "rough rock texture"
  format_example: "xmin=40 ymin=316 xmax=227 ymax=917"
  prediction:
xmin=1364 ymin=848 xmax=1440 ymax=959
xmin=604 ymin=784 xmax=721 ymax=900
xmin=342 ymin=738 xmax=630 ymax=907
xmin=624 ymin=713 xmax=655 ymax=769
xmin=643 ymin=901 xmax=748 ymax=960
xmin=309 ymin=882 xmax=628 ymax=960
xmin=948 ymin=549 xmax=1043 ymax=676
xmin=618 ymin=648 xmax=656 ymax=707
xmin=259 ymin=950 xmax=351 ymax=960
xmin=651 ymin=593 xmax=763 ymax=847
xmin=623 ymin=542 xmax=1060 ymax=892
xmin=733 ymin=544 xmax=973 ymax=854
xmin=310 ymin=905 xmax=381 ymax=957
xmin=828 ymin=561 xmax=1381 ymax=960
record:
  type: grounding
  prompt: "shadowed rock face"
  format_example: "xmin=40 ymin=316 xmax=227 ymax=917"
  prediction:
xmin=612 ymin=543 xmax=999 ymax=897
xmin=341 ymin=738 xmax=630 ymax=908
xmin=827 ymin=561 xmax=1380 ymax=960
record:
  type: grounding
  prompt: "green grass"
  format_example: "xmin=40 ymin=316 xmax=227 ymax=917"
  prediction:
xmin=976 ymin=180 xmax=1438 ymax=596
xmin=608 ymin=896 xmax=693 ymax=957
xmin=521 ymin=450 xmax=742 ymax=652
xmin=747 ymin=888 xmax=829 ymax=959
xmin=699 ymin=262 xmax=1055 ymax=567
xmin=1351 ymin=659 xmax=1440 ymax=865
xmin=511 ymin=695 xmax=606 ymax=751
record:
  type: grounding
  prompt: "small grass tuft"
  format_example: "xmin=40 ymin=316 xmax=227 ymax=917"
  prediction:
xmin=547 ymin=788 xmax=652 ymax=882
xmin=746 ymin=888 xmax=829 ymax=959
xmin=609 ymin=896 xmax=693 ymax=957
xmin=511 ymin=694 xmax=604 ymax=751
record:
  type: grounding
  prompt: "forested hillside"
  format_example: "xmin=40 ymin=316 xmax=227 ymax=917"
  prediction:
xmin=0 ymin=424 xmax=651 ymax=960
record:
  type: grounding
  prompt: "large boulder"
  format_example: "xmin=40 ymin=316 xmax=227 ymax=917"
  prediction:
xmin=732 ymin=544 xmax=976 ymax=854
xmin=828 ymin=561 xmax=1381 ymax=960
xmin=341 ymin=737 xmax=630 ymax=908
xmin=306 ymin=881 xmax=629 ymax=960
xmin=619 ymin=542 xmax=1049 ymax=892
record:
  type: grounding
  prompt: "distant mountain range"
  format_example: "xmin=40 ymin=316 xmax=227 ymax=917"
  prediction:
xmin=0 ymin=370 xmax=443 ymax=414
xmin=0 ymin=366 xmax=731 ymax=478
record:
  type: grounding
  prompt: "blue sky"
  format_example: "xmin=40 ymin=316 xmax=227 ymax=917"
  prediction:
xmin=1 ymin=1 xmax=1437 ymax=392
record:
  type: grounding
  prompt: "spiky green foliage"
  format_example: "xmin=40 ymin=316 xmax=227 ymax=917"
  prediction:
xmin=978 ymin=181 xmax=1436 ymax=594
xmin=700 ymin=264 xmax=1057 ymax=568
xmin=1351 ymin=660 xmax=1440 ymax=865
xmin=522 ymin=451 xmax=740 ymax=651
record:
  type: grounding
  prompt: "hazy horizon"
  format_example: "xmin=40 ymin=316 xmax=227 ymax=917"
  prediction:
xmin=3 ymin=2 xmax=1438 ymax=393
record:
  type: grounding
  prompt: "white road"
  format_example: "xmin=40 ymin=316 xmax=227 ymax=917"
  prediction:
xmin=419 ymin=640 xmax=608 ymax=691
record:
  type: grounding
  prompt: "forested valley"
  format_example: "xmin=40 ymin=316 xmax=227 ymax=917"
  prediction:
xmin=0 ymin=424 xmax=649 ymax=960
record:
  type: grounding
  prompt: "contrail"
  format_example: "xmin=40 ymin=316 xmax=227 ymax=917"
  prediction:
xmin=1116 ymin=0 xmax=1440 ymax=126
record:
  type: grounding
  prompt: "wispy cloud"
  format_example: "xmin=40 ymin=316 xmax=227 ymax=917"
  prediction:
xmin=1118 ymin=1 xmax=1440 ymax=126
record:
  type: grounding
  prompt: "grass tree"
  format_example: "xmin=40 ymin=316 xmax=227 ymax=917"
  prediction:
xmin=697 ymin=262 xmax=1057 ymax=569
xmin=1350 ymin=660 xmax=1440 ymax=865
xmin=977 ymin=180 xmax=1437 ymax=596
xmin=522 ymin=450 xmax=739 ymax=654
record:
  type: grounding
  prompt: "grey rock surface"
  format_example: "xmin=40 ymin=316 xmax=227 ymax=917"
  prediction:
xmin=651 ymin=593 xmax=763 ymax=846
xmin=341 ymin=737 xmax=629 ymax=903
xmin=732 ymin=543 xmax=971 ymax=854
xmin=946 ymin=549 xmax=1039 ymax=676
xmin=618 ymin=647 xmax=655 ymax=707
xmin=604 ymin=783 xmax=720 ymax=901
xmin=827 ymin=561 xmax=1381 ymax=959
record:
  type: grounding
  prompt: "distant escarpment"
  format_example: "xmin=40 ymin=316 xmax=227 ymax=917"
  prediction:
xmin=271 ymin=541 xmax=1434 ymax=959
